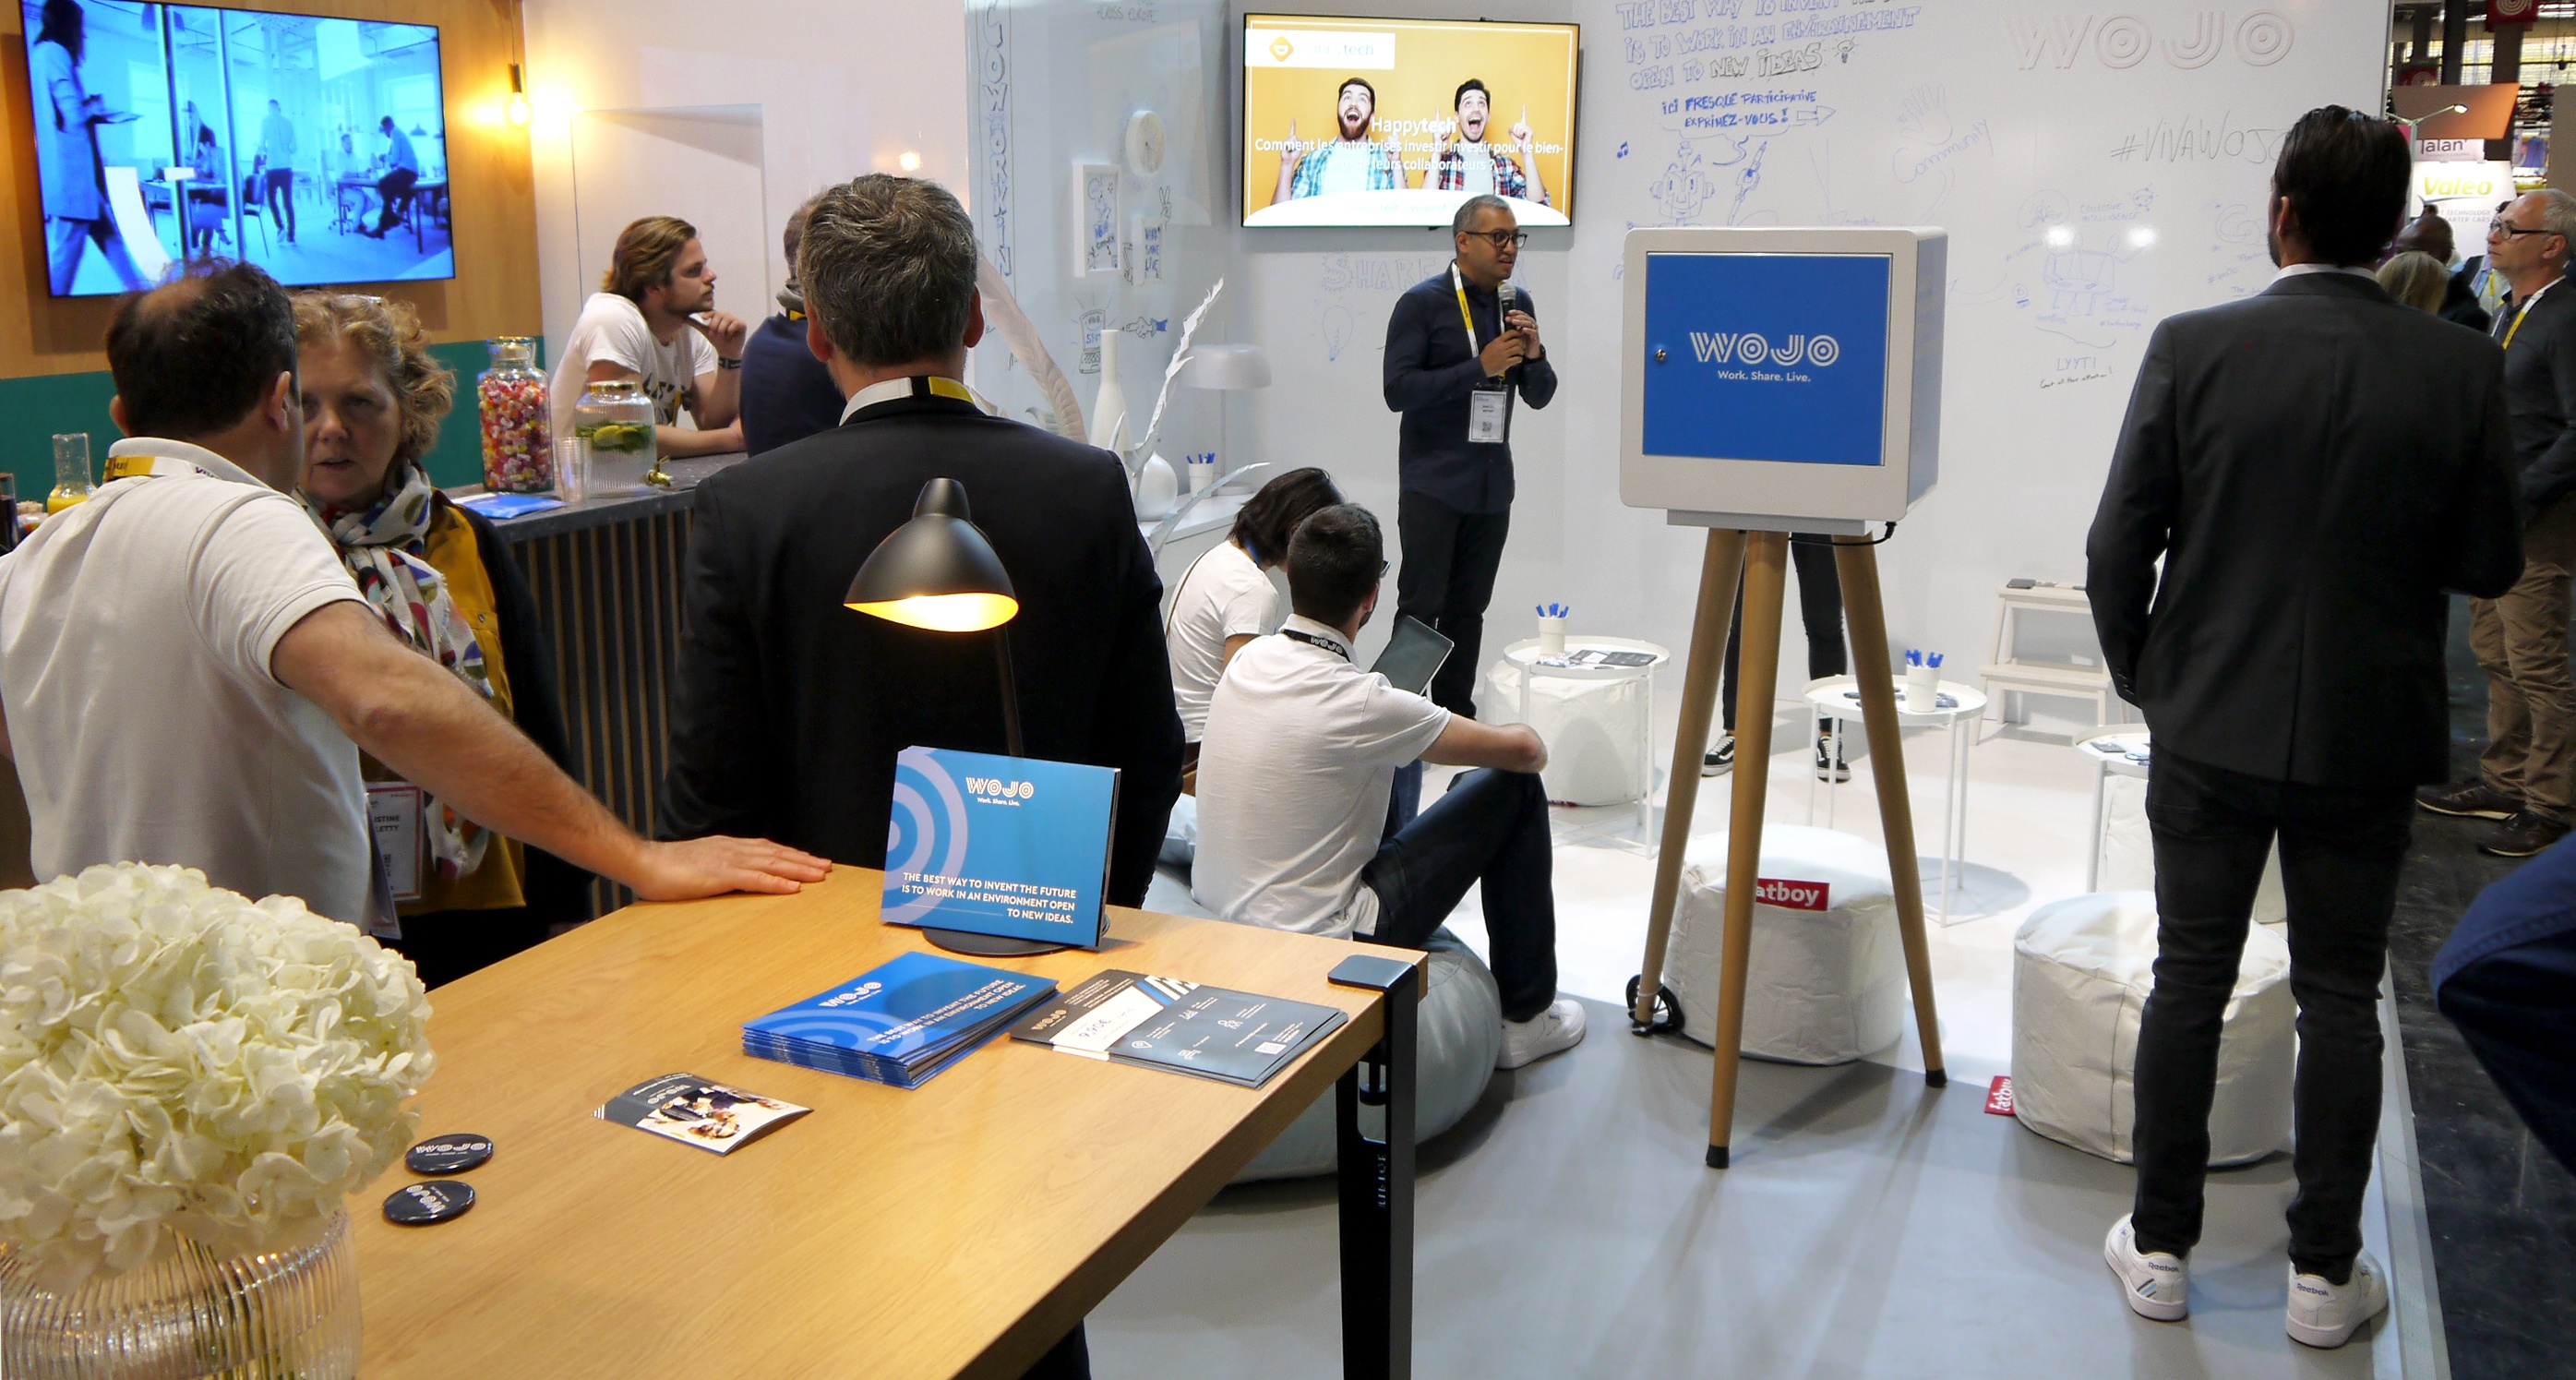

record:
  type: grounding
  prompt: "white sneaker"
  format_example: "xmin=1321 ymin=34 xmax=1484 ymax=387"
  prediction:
xmin=2104 ymin=1215 xmax=2188 ymax=1321
xmin=1497 ymin=998 xmax=1588 ymax=1069
xmin=2285 ymin=1254 xmax=2388 ymax=1349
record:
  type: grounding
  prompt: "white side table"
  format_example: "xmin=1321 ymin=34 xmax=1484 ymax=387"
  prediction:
xmin=2075 ymin=725 xmax=2152 ymax=892
xmin=1499 ymin=637 xmax=1671 ymax=834
xmin=1804 ymin=676 xmax=1990 ymax=923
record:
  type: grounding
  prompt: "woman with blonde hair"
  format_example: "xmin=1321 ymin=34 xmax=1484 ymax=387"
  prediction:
xmin=292 ymin=291 xmax=588 ymax=984
xmin=2377 ymin=249 xmax=2451 ymax=316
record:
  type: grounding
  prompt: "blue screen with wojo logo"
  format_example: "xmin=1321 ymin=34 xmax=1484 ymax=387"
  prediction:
xmin=1641 ymin=253 xmax=1891 ymax=466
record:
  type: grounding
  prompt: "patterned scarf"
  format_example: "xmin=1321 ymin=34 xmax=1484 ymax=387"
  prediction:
xmin=306 ymin=460 xmax=495 ymax=883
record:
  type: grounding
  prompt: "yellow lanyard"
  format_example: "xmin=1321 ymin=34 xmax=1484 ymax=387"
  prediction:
xmin=2506 ymin=280 xmax=2559 ymax=351
xmin=1455 ymin=263 xmax=1501 ymax=378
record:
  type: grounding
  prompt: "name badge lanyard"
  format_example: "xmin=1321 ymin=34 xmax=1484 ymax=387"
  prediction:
xmin=2504 ymin=277 xmax=2560 ymax=351
xmin=1453 ymin=263 xmax=1511 ymax=446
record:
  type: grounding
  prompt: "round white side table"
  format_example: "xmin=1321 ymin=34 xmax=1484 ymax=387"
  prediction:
xmin=1803 ymin=675 xmax=1990 ymax=924
xmin=1499 ymin=637 xmax=1671 ymax=835
xmin=2074 ymin=724 xmax=2152 ymax=892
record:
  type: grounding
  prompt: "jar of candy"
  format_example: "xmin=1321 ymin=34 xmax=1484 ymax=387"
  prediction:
xmin=477 ymin=338 xmax=551 ymax=493
xmin=574 ymin=379 xmax=658 ymax=495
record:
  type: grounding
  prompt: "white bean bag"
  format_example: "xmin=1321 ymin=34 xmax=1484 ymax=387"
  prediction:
xmin=1665 ymin=825 xmax=1905 ymax=1064
xmin=1231 ymin=927 xmax=1502 ymax=1182
xmin=2011 ymin=891 xmax=2294 ymax=1166
xmin=1482 ymin=660 xmax=1648 ymax=806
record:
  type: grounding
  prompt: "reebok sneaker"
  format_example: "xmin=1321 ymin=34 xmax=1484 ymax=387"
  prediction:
xmin=2285 ymin=1254 xmax=2388 ymax=1349
xmin=1497 ymin=998 xmax=1588 ymax=1070
xmin=2104 ymin=1215 xmax=2187 ymax=1322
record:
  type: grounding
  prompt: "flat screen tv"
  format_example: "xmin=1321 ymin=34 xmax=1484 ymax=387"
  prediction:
xmin=1240 ymin=13 xmax=1578 ymax=229
xmin=22 ymin=0 xmax=451 ymax=296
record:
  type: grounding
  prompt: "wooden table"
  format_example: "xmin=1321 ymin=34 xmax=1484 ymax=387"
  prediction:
xmin=353 ymin=868 xmax=1422 ymax=1378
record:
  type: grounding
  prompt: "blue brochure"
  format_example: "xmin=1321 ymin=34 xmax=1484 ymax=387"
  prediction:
xmin=740 ymin=951 xmax=1058 ymax=1088
xmin=880 ymin=747 xmax=1120 ymax=948
xmin=453 ymin=492 xmax=566 ymax=521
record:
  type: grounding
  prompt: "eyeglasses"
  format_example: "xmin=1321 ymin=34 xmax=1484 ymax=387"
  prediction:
xmin=2491 ymin=222 xmax=2561 ymax=241
xmin=1463 ymin=230 xmax=1530 ymax=249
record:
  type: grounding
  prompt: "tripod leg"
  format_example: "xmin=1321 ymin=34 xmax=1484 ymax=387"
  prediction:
xmin=1633 ymin=529 xmax=1749 ymax=1028
xmin=1832 ymin=536 xmax=1948 ymax=1087
xmin=1707 ymin=531 xmax=1788 ymax=1168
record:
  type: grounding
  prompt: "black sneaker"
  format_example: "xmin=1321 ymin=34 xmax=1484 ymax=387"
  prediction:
xmin=1702 ymin=734 xmax=1735 ymax=776
xmin=2479 ymin=810 xmax=2573 ymax=858
xmin=2417 ymin=779 xmax=2521 ymax=820
xmin=1815 ymin=723 xmax=1850 ymax=783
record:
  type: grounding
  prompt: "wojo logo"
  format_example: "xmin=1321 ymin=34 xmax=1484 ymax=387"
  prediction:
xmin=1689 ymin=330 xmax=1841 ymax=368
xmin=1755 ymin=877 xmax=1831 ymax=911
xmin=965 ymin=776 xmax=1036 ymax=800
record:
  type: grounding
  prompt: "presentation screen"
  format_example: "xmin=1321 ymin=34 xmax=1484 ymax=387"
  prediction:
xmin=23 ymin=0 xmax=451 ymax=297
xmin=1240 ymin=14 xmax=1577 ymax=229
xmin=1640 ymin=252 xmax=1891 ymax=467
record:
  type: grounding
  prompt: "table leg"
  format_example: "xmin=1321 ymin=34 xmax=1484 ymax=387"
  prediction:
xmin=1337 ymin=969 xmax=1417 ymax=1380
xmin=2087 ymin=762 xmax=2107 ymax=892
xmin=1806 ymin=703 xmax=1819 ymax=826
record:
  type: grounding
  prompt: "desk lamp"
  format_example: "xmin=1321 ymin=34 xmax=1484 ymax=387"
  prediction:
xmin=1176 ymin=343 xmax=1271 ymax=480
xmin=845 ymin=476 xmax=1024 ymax=757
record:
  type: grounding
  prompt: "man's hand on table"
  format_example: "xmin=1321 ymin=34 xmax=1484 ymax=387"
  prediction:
xmin=625 ymin=837 xmax=833 ymax=899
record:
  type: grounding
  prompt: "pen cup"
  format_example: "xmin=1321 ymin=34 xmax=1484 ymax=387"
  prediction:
xmin=1905 ymin=662 xmax=1939 ymax=712
xmin=1184 ymin=453 xmax=1217 ymax=494
xmin=1538 ymin=616 xmax=1566 ymax=656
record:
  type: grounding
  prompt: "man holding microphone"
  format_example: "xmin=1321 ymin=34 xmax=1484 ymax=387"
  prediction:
xmin=1382 ymin=194 xmax=1556 ymax=724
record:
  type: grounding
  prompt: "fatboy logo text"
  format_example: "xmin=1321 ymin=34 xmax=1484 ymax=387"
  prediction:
xmin=1755 ymin=877 xmax=1830 ymax=911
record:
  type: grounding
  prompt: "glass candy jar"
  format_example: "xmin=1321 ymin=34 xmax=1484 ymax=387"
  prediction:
xmin=574 ymin=379 xmax=658 ymax=496
xmin=477 ymin=337 xmax=552 ymax=493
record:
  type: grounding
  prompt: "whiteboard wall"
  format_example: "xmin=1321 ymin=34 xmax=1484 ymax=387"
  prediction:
xmin=969 ymin=0 xmax=2388 ymax=701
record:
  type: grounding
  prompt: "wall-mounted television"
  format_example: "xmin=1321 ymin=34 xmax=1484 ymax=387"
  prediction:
xmin=23 ymin=0 xmax=451 ymax=296
xmin=1240 ymin=13 xmax=1578 ymax=229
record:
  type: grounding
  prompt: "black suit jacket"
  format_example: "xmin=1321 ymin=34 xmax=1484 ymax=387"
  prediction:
xmin=2498 ymin=278 xmax=2576 ymax=518
xmin=2087 ymin=270 xmax=2523 ymax=788
xmin=659 ymin=392 xmax=1183 ymax=906
xmin=1382 ymin=272 xmax=1557 ymax=513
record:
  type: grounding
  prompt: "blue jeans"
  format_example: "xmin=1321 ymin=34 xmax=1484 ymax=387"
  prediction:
xmin=1360 ymin=767 xmax=1557 ymax=1022
xmin=2436 ymin=834 xmax=2576 ymax=1177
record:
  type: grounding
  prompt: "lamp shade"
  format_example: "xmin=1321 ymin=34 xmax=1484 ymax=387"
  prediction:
xmin=845 ymin=478 xmax=1021 ymax=631
xmin=1176 ymin=344 xmax=1273 ymax=390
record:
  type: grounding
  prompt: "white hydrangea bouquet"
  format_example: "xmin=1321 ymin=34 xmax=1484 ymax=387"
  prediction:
xmin=0 ymin=864 xmax=434 ymax=1289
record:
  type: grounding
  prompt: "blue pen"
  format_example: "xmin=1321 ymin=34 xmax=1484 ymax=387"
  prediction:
xmin=1929 ymin=652 xmax=1943 ymax=668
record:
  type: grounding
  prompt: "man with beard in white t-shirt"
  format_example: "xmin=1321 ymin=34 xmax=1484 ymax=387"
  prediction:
xmin=554 ymin=214 xmax=750 ymax=457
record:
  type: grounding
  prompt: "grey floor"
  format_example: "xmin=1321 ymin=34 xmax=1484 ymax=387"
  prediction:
xmin=1092 ymin=999 xmax=2399 ymax=1378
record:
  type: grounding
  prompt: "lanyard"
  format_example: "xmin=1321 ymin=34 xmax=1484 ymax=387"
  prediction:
xmin=1281 ymin=629 xmax=1350 ymax=661
xmin=2504 ymin=277 xmax=2561 ymax=351
xmin=842 ymin=374 xmax=982 ymax=423
xmin=1450 ymin=263 xmax=1485 ymax=355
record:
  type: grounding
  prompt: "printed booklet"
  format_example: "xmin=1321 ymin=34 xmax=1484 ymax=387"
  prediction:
xmin=594 ymin=1073 xmax=809 ymax=1154
xmin=1008 ymin=970 xmax=1347 ymax=1089
xmin=742 ymin=951 xmax=1058 ymax=1089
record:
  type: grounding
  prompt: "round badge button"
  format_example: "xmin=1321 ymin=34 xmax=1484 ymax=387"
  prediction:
xmin=383 ymin=1179 xmax=475 ymax=1226
xmin=405 ymin=1133 xmax=494 ymax=1176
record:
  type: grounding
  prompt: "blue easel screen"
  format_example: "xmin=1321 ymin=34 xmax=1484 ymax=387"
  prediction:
xmin=1641 ymin=253 xmax=1891 ymax=466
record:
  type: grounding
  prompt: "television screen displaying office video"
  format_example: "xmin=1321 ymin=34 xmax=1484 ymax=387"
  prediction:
xmin=22 ymin=0 xmax=452 ymax=296
xmin=1240 ymin=13 xmax=1578 ymax=229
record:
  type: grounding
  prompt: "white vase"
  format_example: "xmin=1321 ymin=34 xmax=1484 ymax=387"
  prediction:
xmin=1088 ymin=332 xmax=1129 ymax=455
xmin=1133 ymin=453 xmax=1178 ymax=520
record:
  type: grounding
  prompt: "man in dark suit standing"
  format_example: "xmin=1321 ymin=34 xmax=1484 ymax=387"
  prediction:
xmin=661 ymin=175 xmax=1176 ymax=1379
xmin=2418 ymin=189 xmax=2576 ymax=857
xmin=2087 ymin=107 xmax=2522 ymax=1350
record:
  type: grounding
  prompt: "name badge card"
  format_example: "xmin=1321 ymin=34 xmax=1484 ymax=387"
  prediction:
xmin=881 ymin=747 xmax=1120 ymax=949
xmin=1468 ymin=386 xmax=1510 ymax=445
xmin=367 ymin=783 xmax=425 ymax=905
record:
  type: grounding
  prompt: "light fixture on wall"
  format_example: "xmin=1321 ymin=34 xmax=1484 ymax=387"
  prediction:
xmin=898 ymin=150 xmax=922 ymax=173
xmin=506 ymin=63 xmax=532 ymax=128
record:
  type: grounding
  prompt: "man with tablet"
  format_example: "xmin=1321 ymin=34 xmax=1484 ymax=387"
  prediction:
xmin=1192 ymin=503 xmax=1585 ymax=1070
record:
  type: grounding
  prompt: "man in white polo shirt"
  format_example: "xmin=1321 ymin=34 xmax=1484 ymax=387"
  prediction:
xmin=1192 ymin=502 xmax=1584 ymax=1069
xmin=0 ymin=263 xmax=825 ymax=930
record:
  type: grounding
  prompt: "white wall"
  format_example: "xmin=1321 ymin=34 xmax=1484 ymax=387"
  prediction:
xmin=521 ymin=0 xmax=970 ymax=362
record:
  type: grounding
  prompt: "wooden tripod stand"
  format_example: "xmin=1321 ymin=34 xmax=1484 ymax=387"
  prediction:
xmin=1630 ymin=528 xmax=1947 ymax=1169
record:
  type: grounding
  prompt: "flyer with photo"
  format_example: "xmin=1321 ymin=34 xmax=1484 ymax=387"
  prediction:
xmin=594 ymin=1073 xmax=809 ymax=1155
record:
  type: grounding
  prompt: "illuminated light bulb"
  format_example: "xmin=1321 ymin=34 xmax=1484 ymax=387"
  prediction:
xmin=898 ymin=150 xmax=922 ymax=173
xmin=506 ymin=93 xmax=533 ymax=127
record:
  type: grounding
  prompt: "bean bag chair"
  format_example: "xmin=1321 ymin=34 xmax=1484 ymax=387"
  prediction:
xmin=1665 ymin=825 xmax=1905 ymax=1064
xmin=1231 ymin=927 xmax=1502 ymax=1182
xmin=2011 ymin=891 xmax=2294 ymax=1166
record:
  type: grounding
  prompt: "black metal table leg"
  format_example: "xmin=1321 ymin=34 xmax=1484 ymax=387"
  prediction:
xmin=1331 ymin=954 xmax=1418 ymax=1380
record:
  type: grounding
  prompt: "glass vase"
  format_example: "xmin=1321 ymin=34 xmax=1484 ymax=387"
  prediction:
xmin=0 ymin=1211 xmax=360 ymax=1379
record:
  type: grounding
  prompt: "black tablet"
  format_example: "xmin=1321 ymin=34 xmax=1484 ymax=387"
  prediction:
xmin=1370 ymin=616 xmax=1455 ymax=698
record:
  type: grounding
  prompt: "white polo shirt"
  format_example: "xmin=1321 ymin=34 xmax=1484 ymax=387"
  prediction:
xmin=1191 ymin=615 xmax=1451 ymax=939
xmin=1165 ymin=539 xmax=1279 ymax=743
xmin=0 ymin=438 xmax=374 ymax=923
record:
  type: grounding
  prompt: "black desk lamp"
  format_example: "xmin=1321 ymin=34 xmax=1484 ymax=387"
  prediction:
xmin=845 ymin=476 xmax=1024 ymax=757
xmin=848 ymin=478 xmax=1064 ymax=958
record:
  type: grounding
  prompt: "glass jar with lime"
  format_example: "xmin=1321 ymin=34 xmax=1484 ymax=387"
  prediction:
xmin=572 ymin=379 xmax=659 ymax=496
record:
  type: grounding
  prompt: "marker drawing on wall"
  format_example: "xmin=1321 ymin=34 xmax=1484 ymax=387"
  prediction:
xmin=1077 ymin=163 xmax=1120 ymax=275
xmin=1321 ymin=305 xmax=1355 ymax=363
xmin=976 ymin=0 xmax=1014 ymax=281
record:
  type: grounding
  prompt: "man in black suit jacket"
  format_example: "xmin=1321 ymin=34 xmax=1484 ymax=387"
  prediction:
xmin=2087 ymin=107 xmax=2522 ymax=1349
xmin=661 ymin=175 xmax=1181 ymax=925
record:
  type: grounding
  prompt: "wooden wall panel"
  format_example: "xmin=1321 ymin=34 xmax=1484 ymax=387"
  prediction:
xmin=0 ymin=0 xmax=538 ymax=377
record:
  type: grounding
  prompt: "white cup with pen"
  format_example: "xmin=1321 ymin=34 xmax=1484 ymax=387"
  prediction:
xmin=1538 ymin=603 xmax=1567 ymax=656
xmin=1905 ymin=649 xmax=1942 ymax=711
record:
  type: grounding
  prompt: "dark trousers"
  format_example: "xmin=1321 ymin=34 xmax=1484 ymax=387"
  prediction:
xmin=263 ymin=168 xmax=296 ymax=239
xmin=1360 ymin=768 xmax=1556 ymax=1022
xmin=385 ymin=906 xmax=554 ymax=990
xmin=1396 ymin=491 xmax=1510 ymax=718
xmin=2434 ymin=841 xmax=2576 ymax=1177
xmin=374 ymin=168 xmax=417 ymax=234
xmin=1721 ymin=535 xmax=1846 ymax=731
xmin=1019 ymin=1326 xmax=1088 ymax=1380
xmin=2131 ymin=752 xmax=2413 ymax=1280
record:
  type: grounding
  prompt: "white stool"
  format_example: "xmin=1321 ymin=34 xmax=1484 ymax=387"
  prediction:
xmin=1488 ymin=638 xmax=1671 ymax=826
xmin=2010 ymin=892 xmax=2294 ymax=1165
xmin=1980 ymin=582 xmax=2121 ymax=732
xmin=1666 ymin=825 xmax=1905 ymax=1064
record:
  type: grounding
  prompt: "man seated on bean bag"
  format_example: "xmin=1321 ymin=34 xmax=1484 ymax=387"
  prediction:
xmin=1191 ymin=502 xmax=1583 ymax=1070
xmin=2436 ymin=833 xmax=2576 ymax=1175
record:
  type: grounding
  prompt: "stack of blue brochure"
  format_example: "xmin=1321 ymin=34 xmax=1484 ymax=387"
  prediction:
xmin=742 ymin=952 xmax=1058 ymax=1089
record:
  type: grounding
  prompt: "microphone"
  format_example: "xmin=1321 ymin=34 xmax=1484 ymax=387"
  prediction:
xmin=1498 ymin=278 xmax=1516 ymax=320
